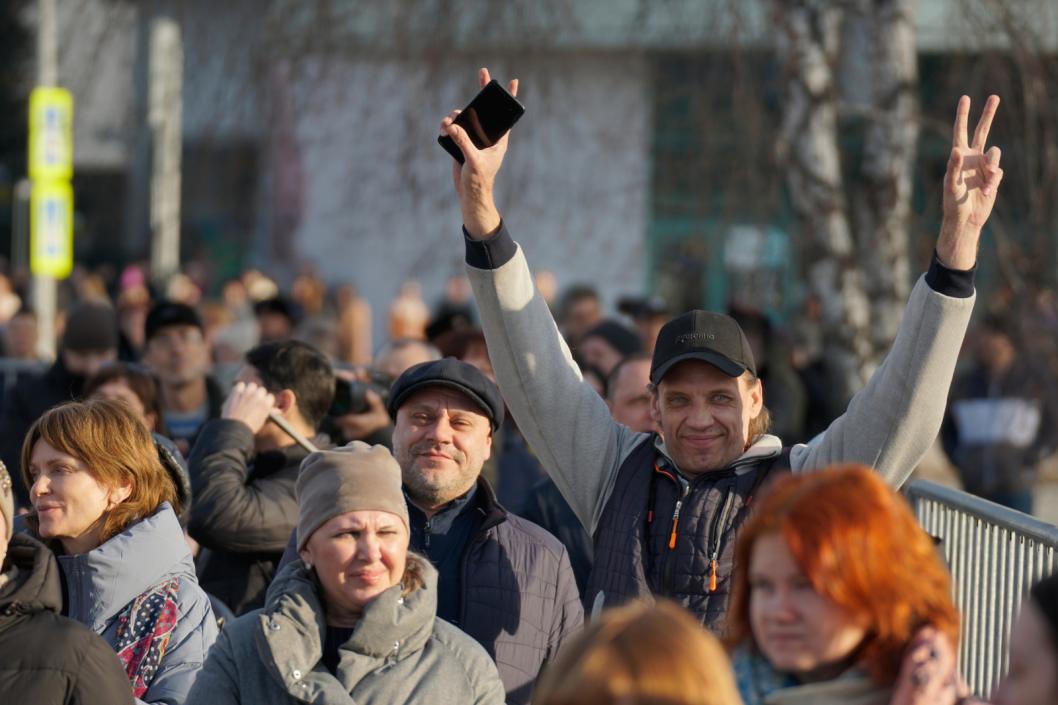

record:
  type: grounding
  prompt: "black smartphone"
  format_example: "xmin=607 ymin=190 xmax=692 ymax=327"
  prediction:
xmin=438 ymin=79 xmax=525 ymax=164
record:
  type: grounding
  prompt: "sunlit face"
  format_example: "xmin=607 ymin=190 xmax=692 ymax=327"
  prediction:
xmin=144 ymin=324 xmax=209 ymax=386
xmin=300 ymin=510 xmax=408 ymax=621
xmin=392 ymin=387 xmax=492 ymax=510
xmin=650 ymin=360 xmax=762 ymax=473
xmin=28 ymin=440 xmax=131 ymax=555
xmin=992 ymin=600 xmax=1058 ymax=705
xmin=608 ymin=359 xmax=655 ymax=433
xmin=749 ymin=533 xmax=869 ymax=681
xmin=91 ymin=380 xmax=155 ymax=430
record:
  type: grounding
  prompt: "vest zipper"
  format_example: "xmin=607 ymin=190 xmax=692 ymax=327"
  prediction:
xmin=706 ymin=482 xmax=738 ymax=593
xmin=660 ymin=476 xmax=690 ymax=595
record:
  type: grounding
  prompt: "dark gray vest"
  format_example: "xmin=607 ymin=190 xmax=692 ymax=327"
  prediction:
xmin=585 ymin=436 xmax=790 ymax=632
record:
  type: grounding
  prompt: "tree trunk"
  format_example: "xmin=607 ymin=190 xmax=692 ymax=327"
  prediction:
xmin=773 ymin=0 xmax=873 ymax=399
xmin=853 ymin=0 xmax=917 ymax=352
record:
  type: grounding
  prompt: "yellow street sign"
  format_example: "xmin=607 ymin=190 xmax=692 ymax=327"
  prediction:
xmin=30 ymin=179 xmax=73 ymax=279
xmin=28 ymin=87 xmax=73 ymax=181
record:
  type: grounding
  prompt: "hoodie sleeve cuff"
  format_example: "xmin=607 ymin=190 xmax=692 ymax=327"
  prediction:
xmin=925 ymin=250 xmax=976 ymax=298
xmin=464 ymin=223 xmax=517 ymax=270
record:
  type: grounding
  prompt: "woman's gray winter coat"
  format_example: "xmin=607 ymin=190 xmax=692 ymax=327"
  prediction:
xmin=187 ymin=555 xmax=506 ymax=705
xmin=57 ymin=501 xmax=217 ymax=705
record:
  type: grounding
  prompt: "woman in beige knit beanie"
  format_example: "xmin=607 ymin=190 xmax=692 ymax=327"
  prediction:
xmin=187 ymin=441 xmax=506 ymax=705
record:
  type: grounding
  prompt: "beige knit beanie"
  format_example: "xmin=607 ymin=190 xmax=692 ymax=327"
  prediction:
xmin=296 ymin=441 xmax=409 ymax=552
xmin=0 ymin=461 xmax=13 ymax=543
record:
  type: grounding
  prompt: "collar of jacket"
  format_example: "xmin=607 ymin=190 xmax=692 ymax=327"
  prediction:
xmin=257 ymin=554 xmax=437 ymax=700
xmin=471 ymin=476 xmax=507 ymax=534
xmin=0 ymin=532 xmax=63 ymax=616
xmin=653 ymin=433 xmax=784 ymax=479
xmin=732 ymin=646 xmax=888 ymax=705
xmin=57 ymin=501 xmax=195 ymax=632
xmin=406 ymin=482 xmax=479 ymax=536
xmin=44 ymin=355 xmax=85 ymax=397
xmin=253 ymin=433 xmax=331 ymax=478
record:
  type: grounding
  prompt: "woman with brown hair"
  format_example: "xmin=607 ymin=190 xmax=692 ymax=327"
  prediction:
xmin=728 ymin=464 xmax=970 ymax=705
xmin=22 ymin=399 xmax=217 ymax=705
xmin=534 ymin=599 xmax=744 ymax=705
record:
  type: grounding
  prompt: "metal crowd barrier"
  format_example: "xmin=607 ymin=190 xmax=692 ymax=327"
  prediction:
xmin=905 ymin=479 xmax=1058 ymax=698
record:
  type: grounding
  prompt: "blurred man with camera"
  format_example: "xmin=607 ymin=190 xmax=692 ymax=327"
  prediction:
xmin=188 ymin=340 xmax=334 ymax=615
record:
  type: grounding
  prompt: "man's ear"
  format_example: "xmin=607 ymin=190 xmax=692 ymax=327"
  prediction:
xmin=482 ymin=427 xmax=493 ymax=463
xmin=275 ymin=389 xmax=297 ymax=416
xmin=747 ymin=376 xmax=764 ymax=418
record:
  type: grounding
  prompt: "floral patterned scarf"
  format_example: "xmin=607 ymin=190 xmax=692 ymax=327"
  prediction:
xmin=114 ymin=577 xmax=181 ymax=698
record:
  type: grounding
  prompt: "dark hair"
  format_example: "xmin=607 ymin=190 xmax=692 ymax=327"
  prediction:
xmin=254 ymin=296 xmax=298 ymax=323
xmin=245 ymin=341 xmax=335 ymax=429
xmin=1030 ymin=571 xmax=1058 ymax=652
xmin=83 ymin=363 xmax=165 ymax=434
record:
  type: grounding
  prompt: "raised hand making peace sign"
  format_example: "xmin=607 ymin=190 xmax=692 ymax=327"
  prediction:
xmin=938 ymin=95 xmax=1003 ymax=271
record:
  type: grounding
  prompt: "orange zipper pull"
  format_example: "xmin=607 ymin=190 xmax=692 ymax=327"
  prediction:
xmin=709 ymin=559 xmax=718 ymax=591
xmin=668 ymin=500 xmax=683 ymax=549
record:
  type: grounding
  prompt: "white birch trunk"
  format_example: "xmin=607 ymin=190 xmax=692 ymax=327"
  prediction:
xmin=773 ymin=0 xmax=873 ymax=398
xmin=854 ymin=0 xmax=918 ymax=351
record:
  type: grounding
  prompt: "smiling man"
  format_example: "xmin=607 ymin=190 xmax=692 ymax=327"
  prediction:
xmin=384 ymin=357 xmax=582 ymax=705
xmin=440 ymin=69 xmax=1004 ymax=631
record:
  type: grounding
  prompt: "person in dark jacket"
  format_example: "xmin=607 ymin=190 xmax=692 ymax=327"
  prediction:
xmin=443 ymin=71 xmax=1001 ymax=630
xmin=278 ymin=358 xmax=584 ymax=705
xmin=0 ymin=300 xmax=119 ymax=507
xmin=386 ymin=358 xmax=582 ymax=705
xmin=188 ymin=340 xmax=334 ymax=615
xmin=0 ymin=462 xmax=133 ymax=704
xmin=941 ymin=314 xmax=1058 ymax=513
xmin=142 ymin=301 xmax=225 ymax=456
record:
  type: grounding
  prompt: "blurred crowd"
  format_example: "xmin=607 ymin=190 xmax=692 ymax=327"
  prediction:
xmin=0 ymin=76 xmax=1054 ymax=705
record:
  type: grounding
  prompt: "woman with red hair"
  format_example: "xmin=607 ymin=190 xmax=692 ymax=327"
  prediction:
xmin=728 ymin=464 xmax=971 ymax=705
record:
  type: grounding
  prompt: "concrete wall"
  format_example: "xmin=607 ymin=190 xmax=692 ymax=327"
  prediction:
xmin=287 ymin=53 xmax=651 ymax=338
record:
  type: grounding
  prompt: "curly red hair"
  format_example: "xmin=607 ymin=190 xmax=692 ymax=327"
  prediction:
xmin=726 ymin=464 xmax=959 ymax=685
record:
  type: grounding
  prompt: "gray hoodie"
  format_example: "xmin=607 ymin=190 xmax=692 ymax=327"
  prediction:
xmin=187 ymin=555 xmax=506 ymax=705
xmin=58 ymin=501 xmax=218 ymax=705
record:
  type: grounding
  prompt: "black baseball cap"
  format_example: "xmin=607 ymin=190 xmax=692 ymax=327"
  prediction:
xmin=388 ymin=357 xmax=505 ymax=431
xmin=145 ymin=301 xmax=203 ymax=342
xmin=649 ymin=310 xmax=756 ymax=385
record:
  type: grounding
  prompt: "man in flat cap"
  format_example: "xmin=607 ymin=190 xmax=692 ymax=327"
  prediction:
xmin=281 ymin=357 xmax=581 ymax=705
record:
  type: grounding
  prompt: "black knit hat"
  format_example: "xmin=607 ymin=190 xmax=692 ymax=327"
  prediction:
xmin=62 ymin=301 xmax=119 ymax=352
xmin=583 ymin=320 xmax=643 ymax=357
xmin=388 ymin=357 xmax=505 ymax=431
xmin=650 ymin=310 xmax=756 ymax=384
xmin=145 ymin=301 xmax=203 ymax=342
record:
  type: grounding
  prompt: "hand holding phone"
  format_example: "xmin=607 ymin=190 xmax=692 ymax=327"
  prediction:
xmin=441 ymin=68 xmax=520 ymax=239
xmin=439 ymin=79 xmax=525 ymax=164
